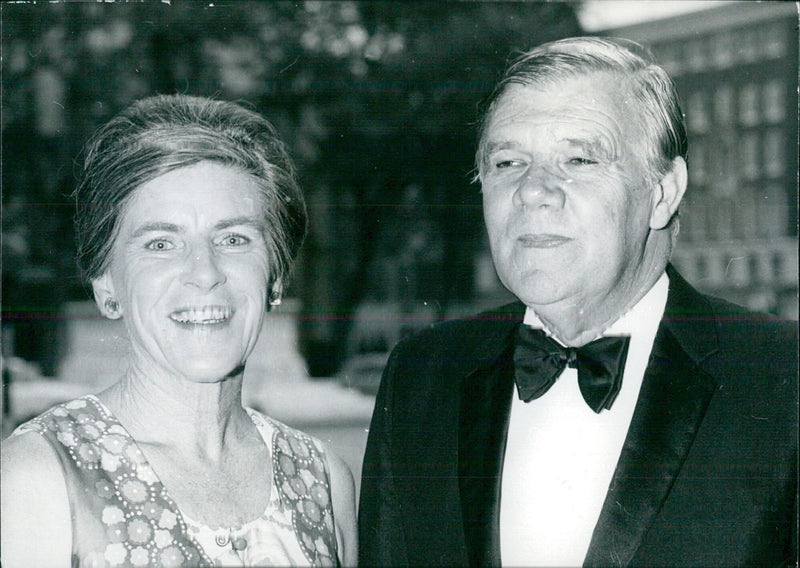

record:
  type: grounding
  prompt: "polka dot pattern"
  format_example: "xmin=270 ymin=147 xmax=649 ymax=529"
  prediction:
xmin=269 ymin=418 xmax=339 ymax=566
xmin=16 ymin=396 xmax=213 ymax=567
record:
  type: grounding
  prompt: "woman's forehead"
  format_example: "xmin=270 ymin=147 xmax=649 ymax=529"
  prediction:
xmin=120 ymin=163 xmax=265 ymax=227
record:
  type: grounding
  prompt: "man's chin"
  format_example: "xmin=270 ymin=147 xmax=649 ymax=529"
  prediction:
xmin=505 ymin=277 xmax=569 ymax=309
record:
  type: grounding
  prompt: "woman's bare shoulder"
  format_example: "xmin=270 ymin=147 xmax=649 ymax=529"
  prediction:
xmin=3 ymin=429 xmax=62 ymax=472
xmin=1 ymin=431 xmax=72 ymax=568
xmin=323 ymin=446 xmax=358 ymax=567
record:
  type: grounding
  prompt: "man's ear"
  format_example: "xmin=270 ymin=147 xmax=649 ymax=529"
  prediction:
xmin=650 ymin=156 xmax=688 ymax=230
xmin=92 ymin=272 xmax=122 ymax=320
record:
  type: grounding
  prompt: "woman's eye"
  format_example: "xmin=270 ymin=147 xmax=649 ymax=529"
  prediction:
xmin=217 ymin=234 xmax=250 ymax=247
xmin=145 ymin=239 xmax=175 ymax=251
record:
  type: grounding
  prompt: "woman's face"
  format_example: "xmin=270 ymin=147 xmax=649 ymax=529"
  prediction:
xmin=94 ymin=162 xmax=272 ymax=383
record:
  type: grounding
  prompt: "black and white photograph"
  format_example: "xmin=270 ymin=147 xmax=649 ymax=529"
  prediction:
xmin=1 ymin=1 xmax=797 ymax=566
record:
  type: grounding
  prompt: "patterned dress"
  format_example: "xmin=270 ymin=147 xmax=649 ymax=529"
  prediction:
xmin=12 ymin=395 xmax=340 ymax=567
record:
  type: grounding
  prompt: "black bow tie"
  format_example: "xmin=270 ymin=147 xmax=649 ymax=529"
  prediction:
xmin=513 ymin=325 xmax=631 ymax=413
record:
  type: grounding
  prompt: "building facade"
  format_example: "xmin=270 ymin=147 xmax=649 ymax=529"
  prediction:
xmin=603 ymin=2 xmax=798 ymax=317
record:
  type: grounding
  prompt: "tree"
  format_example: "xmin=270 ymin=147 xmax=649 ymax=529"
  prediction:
xmin=1 ymin=1 xmax=583 ymax=376
xmin=295 ymin=2 xmax=583 ymax=375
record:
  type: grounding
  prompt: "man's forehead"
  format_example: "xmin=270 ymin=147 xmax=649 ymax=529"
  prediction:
xmin=484 ymin=135 xmax=613 ymax=153
xmin=485 ymin=108 xmax=624 ymax=151
xmin=485 ymin=77 xmax=641 ymax=149
xmin=494 ymin=75 xmax=628 ymax=115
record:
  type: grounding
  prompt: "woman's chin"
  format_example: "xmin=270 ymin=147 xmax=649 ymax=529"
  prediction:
xmin=167 ymin=360 xmax=246 ymax=383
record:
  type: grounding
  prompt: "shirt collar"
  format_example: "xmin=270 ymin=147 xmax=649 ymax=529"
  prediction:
xmin=523 ymin=272 xmax=670 ymax=345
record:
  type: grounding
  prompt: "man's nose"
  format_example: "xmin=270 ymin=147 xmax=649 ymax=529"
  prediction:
xmin=513 ymin=167 xmax=567 ymax=210
xmin=182 ymin=244 xmax=226 ymax=290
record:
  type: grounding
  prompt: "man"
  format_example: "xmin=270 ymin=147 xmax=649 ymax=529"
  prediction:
xmin=358 ymin=37 xmax=797 ymax=567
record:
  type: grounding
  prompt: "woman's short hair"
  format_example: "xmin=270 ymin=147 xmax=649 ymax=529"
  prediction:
xmin=475 ymin=36 xmax=688 ymax=182
xmin=74 ymin=94 xmax=307 ymax=292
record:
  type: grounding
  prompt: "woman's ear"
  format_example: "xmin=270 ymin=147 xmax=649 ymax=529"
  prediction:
xmin=650 ymin=156 xmax=688 ymax=230
xmin=91 ymin=272 xmax=122 ymax=320
xmin=268 ymin=279 xmax=283 ymax=310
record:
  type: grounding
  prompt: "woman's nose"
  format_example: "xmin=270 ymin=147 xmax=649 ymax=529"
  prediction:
xmin=182 ymin=244 xmax=226 ymax=290
xmin=513 ymin=167 xmax=567 ymax=210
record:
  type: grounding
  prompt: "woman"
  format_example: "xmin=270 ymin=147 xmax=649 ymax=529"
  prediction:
xmin=1 ymin=95 xmax=357 ymax=567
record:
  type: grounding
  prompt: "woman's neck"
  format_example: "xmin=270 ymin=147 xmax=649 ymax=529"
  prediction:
xmin=97 ymin=366 xmax=250 ymax=463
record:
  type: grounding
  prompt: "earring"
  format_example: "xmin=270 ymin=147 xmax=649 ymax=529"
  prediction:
xmin=268 ymin=291 xmax=282 ymax=307
xmin=104 ymin=298 xmax=119 ymax=314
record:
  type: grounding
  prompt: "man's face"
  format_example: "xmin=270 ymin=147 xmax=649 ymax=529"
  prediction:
xmin=481 ymin=73 xmax=659 ymax=319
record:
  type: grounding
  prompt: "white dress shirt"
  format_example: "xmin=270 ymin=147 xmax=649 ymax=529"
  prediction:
xmin=500 ymin=273 xmax=669 ymax=567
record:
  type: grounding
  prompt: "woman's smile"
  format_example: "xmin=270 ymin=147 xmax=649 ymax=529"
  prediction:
xmin=98 ymin=162 xmax=272 ymax=382
xmin=169 ymin=305 xmax=235 ymax=326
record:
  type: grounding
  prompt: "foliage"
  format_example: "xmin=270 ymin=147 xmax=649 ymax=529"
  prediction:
xmin=1 ymin=1 xmax=582 ymax=373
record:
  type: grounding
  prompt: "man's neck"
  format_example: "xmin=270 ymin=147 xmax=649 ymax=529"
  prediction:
xmin=529 ymin=265 xmax=668 ymax=347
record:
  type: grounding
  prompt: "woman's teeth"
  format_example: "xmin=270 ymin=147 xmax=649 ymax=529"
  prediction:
xmin=169 ymin=306 xmax=232 ymax=324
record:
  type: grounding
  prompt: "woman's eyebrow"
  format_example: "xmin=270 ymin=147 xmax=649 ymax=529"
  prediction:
xmin=131 ymin=222 xmax=182 ymax=238
xmin=214 ymin=216 xmax=266 ymax=232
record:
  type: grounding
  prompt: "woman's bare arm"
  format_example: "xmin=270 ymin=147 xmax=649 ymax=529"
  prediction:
xmin=1 ymin=432 xmax=72 ymax=568
xmin=327 ymin=449 xmax=358 ymax=567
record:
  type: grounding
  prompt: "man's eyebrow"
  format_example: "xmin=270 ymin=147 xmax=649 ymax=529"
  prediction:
xmin=564 ymin=137 xmax=615 ymax=156
xmin=214 ymin=216 xmax=266 ymax=232
xmin=131 ymin=222 xmax=182 ymax=238
xmin=484 ymin=140 xmax=520 ymax=154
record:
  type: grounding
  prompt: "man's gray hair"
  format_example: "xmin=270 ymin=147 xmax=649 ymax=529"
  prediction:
xmin=475 ymin=36 xmax=688 ymax=183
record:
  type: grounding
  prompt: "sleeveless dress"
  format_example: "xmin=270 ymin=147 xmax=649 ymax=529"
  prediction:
xmin=11 ymin=395 xmax=340 ymax=567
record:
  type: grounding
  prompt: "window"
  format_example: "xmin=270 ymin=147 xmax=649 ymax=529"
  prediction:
xmin=763 ymin=80 xmax=786 ymax=123
xmin=710 ymin=32 xmax=734 ymax=68
xmin=690 ymin=141 xmax=707 ymax=185
xmin=734 ymin=186 xmax=759 ymax=239
xmin=655 ymin=45 xmax=682 ymax=76
xmin=679 ymin=191 xmax=708 ymax=242
xmin=709 ymin=131 xmax=738 ymax=197
xmin=687 ymin=91 xmax=709 ymax=133
xmin=685 ymin=40 xmax=706 ymax=72
xmin=710 ymin=197 xmax=734 ymax=240
xmin=713 ymin=85 xmax=734 ymax=125
xmin=763 ymin=26 xmax=786 ymax=59
xmin=763 ymin=129 xmax=784 ymax=178
xmin=758 ymin=185 xmax=787 ymax=238
xmin=771 ymin=250 xmax=784 ymax=275
xmin=740 ymin=133 xmax=760 ymax=181
xmin=738 ymin=29 xmax=759 ymax=63
xmin=739 ymin=85 xmax=759 ymax=126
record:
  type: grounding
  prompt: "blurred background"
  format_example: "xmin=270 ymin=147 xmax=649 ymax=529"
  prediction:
xmin=2 ymin=1 xmax=797 ymax=487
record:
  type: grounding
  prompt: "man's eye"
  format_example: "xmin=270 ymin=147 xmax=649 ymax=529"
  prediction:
xmin=217 ymin=234 xmax=250 ymax=247
xmin=567 ymin=157 xmax=598 ymax=166
xmin=145 ymin=239 xmax=175 ymax=251
xmin=495 ymin=159 xmax=522 ymax=169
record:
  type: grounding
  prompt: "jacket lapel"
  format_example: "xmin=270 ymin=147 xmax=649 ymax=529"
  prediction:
xmin=457 ymin=303 xmax=522 ymax=566
xmin=398 ymin=302 xmax=522 ymax=566
xmin=459 ymin=349 xmax=516 ymax=566
xmin=584 ymin=267 xmax=720 ymax=567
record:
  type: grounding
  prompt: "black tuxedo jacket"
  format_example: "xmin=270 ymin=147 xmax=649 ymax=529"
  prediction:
xmin=359 ymin=267 xmax=798 ymax=567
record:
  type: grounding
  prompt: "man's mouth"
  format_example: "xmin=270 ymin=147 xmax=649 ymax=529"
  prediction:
xmin=517 ymin=233 xmax=572 ymax=248
xmin=169 ymin=306 xmax=233 ymax=325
